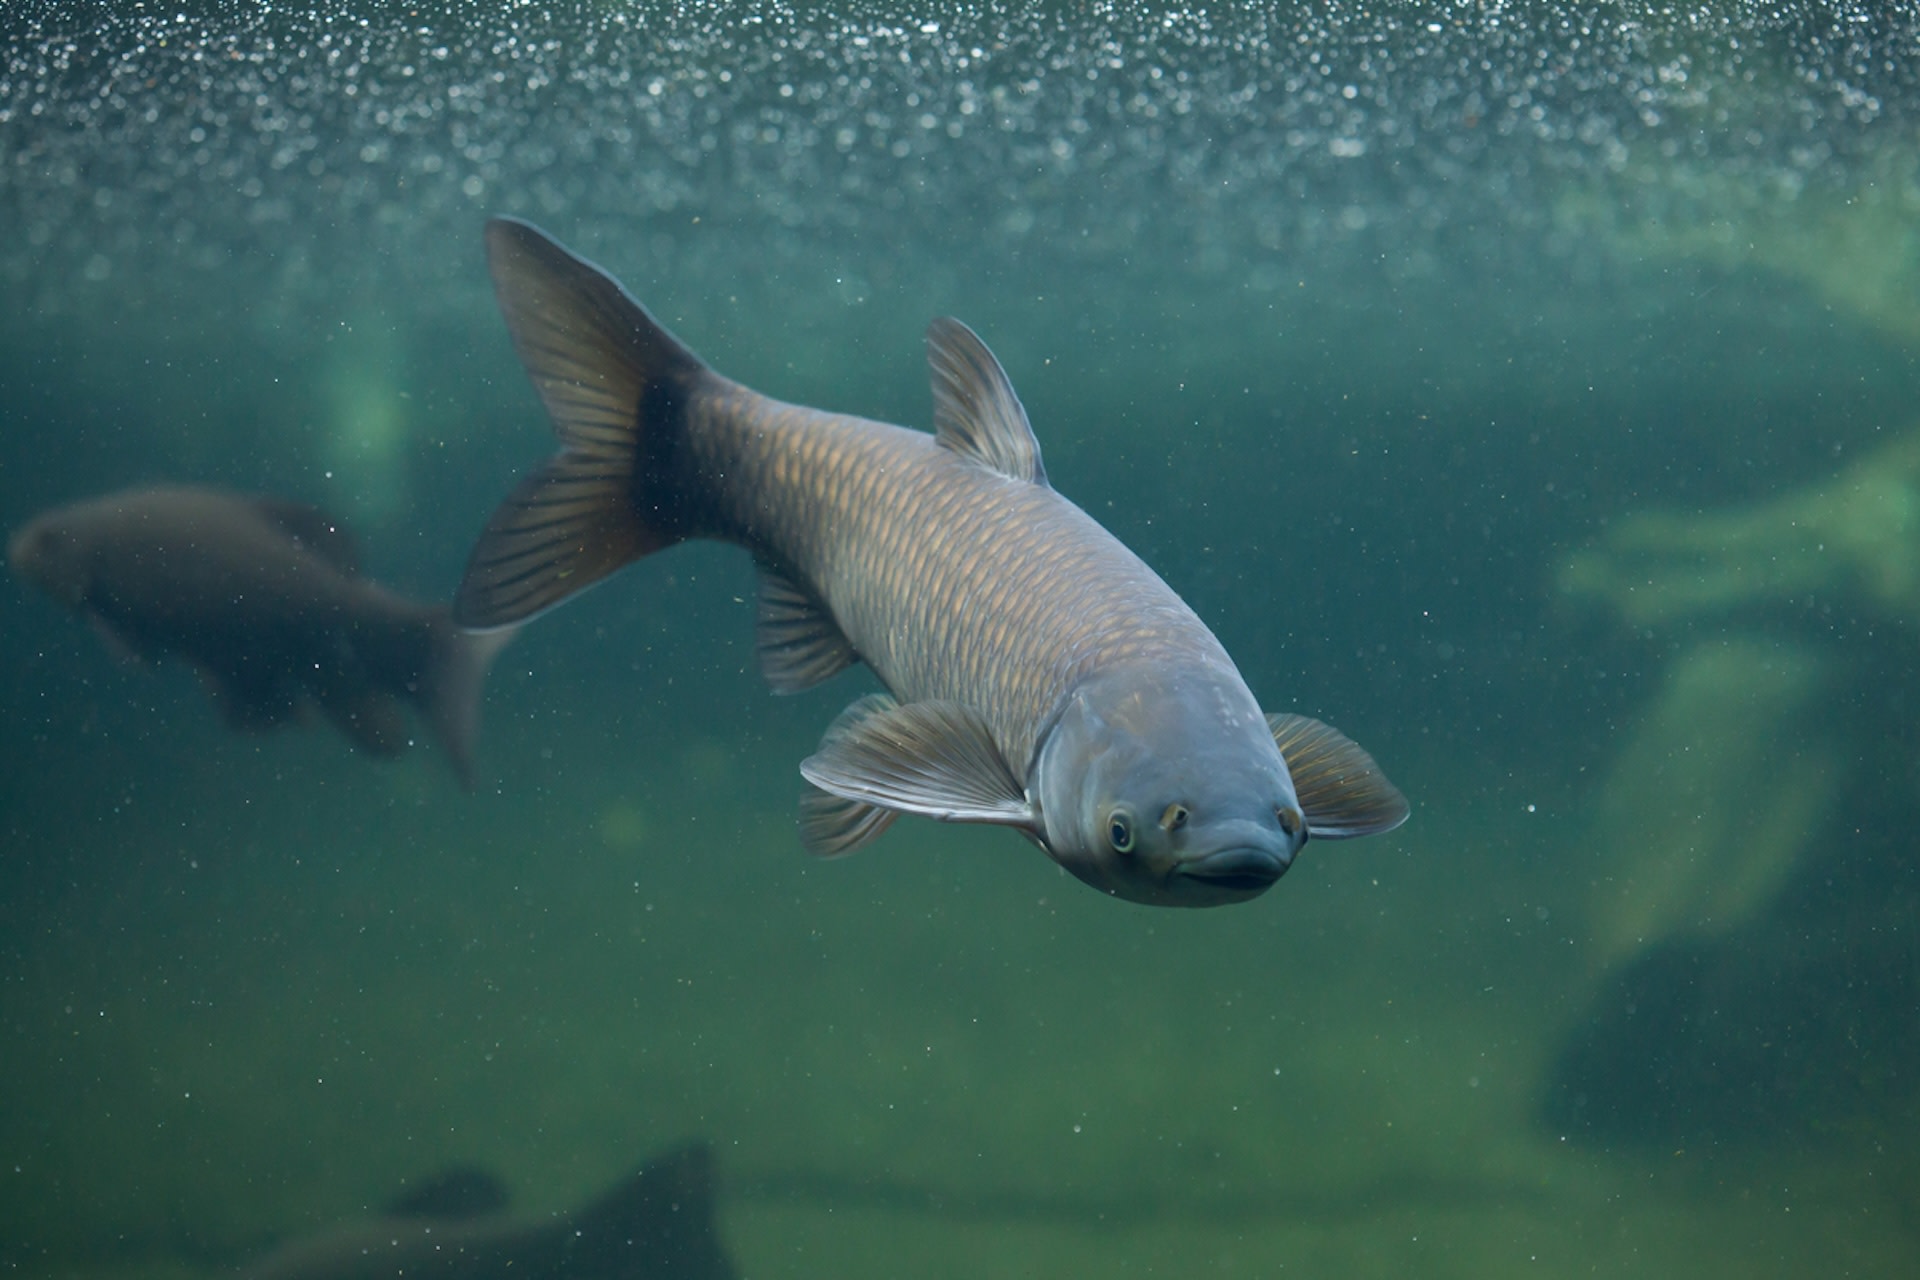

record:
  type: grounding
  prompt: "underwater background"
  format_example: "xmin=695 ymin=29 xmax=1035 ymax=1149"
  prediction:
xmin=3 ymin=1 xmax=1917 ymax=1275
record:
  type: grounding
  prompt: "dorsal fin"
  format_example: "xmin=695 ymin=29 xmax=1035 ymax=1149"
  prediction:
xmin=927 ymin=317 xmax=1048 ymax=486
xmin=252 ymin=498 xmax=360 ymax=574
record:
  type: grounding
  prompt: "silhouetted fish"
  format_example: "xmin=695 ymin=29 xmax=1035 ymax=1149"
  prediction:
xmin=457 ymin=219 xmax=1407 ymax=905
xmin=243 ymin=1142 xmax=736 ymax=1280
xmin=9 ymin=485 xmax=507 ymax=784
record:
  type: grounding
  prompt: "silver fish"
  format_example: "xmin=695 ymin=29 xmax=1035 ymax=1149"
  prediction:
xmin=458 ymin=219 xmax=1407 ymax=905
xmin=9 ymin=485 xmax=507 ymax=785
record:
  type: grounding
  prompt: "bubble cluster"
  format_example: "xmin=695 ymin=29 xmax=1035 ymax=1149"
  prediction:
xmin=1 ymin=2 xmax=1915 ymax=324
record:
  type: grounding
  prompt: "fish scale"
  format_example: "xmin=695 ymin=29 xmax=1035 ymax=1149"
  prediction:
xmin=689 ymin=400 xmax=1230 ymax=778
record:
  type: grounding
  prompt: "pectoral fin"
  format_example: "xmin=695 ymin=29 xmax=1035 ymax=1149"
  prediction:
xmin=1266 ymin=712 xmax=1410 ymax=839
xmin=800 ymin=696 xmax=1035 ymax=843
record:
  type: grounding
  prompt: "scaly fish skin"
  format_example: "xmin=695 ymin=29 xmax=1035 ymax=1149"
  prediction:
xmin=457 ymin=219 xmax=1407 ymax=905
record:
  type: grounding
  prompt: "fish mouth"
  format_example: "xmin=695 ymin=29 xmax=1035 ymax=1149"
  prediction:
xmin=1176 ymin=846 xmax=1291 ymax=894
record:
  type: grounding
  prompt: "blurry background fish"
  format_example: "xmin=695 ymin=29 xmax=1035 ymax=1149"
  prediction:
xmin=242 ymin=1142 xmax=736 ymax=1280
xmin=9 ymin=486 xmax=510 ymax=785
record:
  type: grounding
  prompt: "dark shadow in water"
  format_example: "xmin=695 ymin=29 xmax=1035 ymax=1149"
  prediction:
xmin=1541 ymin=752 xmax=1920 ymax=1151
xmin=7 ymin=1167 xmax=1557 ymax=1276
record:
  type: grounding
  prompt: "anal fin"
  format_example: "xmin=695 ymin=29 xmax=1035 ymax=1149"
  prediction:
xmin=800 ymin=786 xmax=902 ymax=858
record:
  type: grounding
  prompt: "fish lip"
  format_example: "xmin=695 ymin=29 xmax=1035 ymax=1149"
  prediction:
xmin=1175 ymin=845 xmax=1290 ymax=893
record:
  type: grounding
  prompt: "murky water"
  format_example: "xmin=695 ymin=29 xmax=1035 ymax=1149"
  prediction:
xmin=3 ymin=4 xmax=1918 ymax=1276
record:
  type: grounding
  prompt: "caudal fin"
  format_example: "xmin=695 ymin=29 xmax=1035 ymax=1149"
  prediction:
xmin=424 ymin=616 xmax=516 ymax=788
xmin=454 ymin=217 xmax=709 ymax=631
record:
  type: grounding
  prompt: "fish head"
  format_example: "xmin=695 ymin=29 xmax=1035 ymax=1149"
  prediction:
xmin=1032 ymin=664 xmax=1306 ymax=907
xmin=8 ymin=511 xmax=93 ymax=607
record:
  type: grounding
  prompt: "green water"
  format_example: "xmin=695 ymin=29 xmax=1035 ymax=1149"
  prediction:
xmin=3 ymin=3 xmax=1918 ymax=1276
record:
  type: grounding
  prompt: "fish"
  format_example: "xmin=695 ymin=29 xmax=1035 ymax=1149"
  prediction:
xmin=242 ymin=1141 xmax=737 ymax=1280
xmin=456 ymin=218 xmax=1407 ymax=906
xmin=9 ymin=485 xmax=508 ymax=785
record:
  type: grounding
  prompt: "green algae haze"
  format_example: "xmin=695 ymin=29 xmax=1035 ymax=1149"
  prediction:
xmin=2 ymin=3 xmax=1918 ymax=1277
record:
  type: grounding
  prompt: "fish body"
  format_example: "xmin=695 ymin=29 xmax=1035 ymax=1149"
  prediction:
xmin=244 ymin=1142 xmax=735 ymax=1280
xmin=459 ymin=218 xmax=1406 ymax=904
xmin=9 ymin=485 xmax=504 ymax=783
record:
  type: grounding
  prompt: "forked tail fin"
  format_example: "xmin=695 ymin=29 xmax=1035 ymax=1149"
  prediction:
xmin=455 ymin=217 xmax=710 ymax=631
xmin=424 ymin=615 xmax=516 ymax=789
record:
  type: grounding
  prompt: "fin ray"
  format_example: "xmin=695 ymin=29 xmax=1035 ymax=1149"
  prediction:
xmin=1267 ymin=712 xmax=1410 ymax=839
xmin=457 ymin=453 xmax=650 ymax=628
xmin=928 ymin=317 xmax=1048 ymax=486
xmin=801 ymin=696 xmax=1034 ymax=827
xmin=484 ymin=218 xmax=702 ymax=453
xmin=757 ymin=567 xmax=858 ymax=694
xmin=455 ymin=218 xmax=709 ymax=631
xmin=799 ymin=787 xmax=902 ymax=858
xmin=798 ymin=694 xmax=903 ymax=855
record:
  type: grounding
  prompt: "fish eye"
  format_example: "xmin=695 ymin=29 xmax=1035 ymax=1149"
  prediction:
xmin=1107 ymin=810 xmax=1135 ymax=853
xmin=1276 ymin=805 xmax=1304 ymax=839
xmin=1159 ymin=803 xmax=1189 ymax=831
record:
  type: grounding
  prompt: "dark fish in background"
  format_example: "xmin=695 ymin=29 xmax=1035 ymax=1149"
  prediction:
xmin=458 ymin=219 xmax=1407 ymax=906
xmin=9 ymin=485 xmax=508 ymax=785
xmin=243 ymin=1141 xmax=737 ymax=1280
